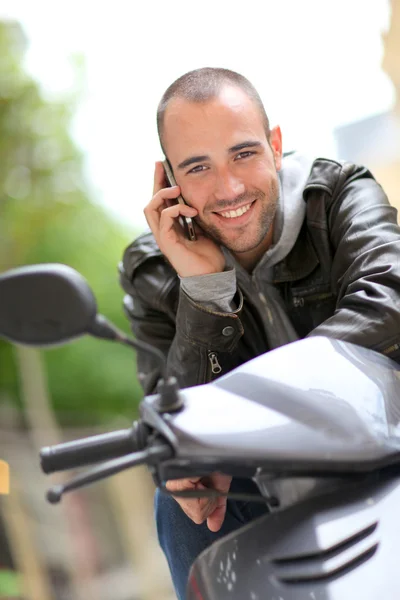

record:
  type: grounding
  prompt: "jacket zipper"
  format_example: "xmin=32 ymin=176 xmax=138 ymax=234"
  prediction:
xmin=381 ymin=342 xmax=400 ymax=356
xmin=208 ymin=352 xmax=222 ymax=377
xmin=293 ymin=297 xmax=305 ymax=308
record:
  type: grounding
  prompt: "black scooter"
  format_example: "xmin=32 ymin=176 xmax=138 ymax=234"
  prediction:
xmin=1 ymin=263 xmax=400 ymax=600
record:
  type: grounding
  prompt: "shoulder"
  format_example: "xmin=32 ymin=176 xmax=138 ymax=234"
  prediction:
xmin=280 ymin=152 xmax=377 ymax=207
xmin=302 ymin=158 xmax=397 ymax=251
xmin=121 ymin=230 xmax=163 ymax=276
xmin=304 ymin=157 xmax=378 ymax=203
xmin=118 ymin=229 xmax=177 ymax=299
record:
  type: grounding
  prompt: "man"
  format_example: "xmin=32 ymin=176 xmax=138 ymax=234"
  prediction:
xmin=119 ymin=67 xmax=400 ymax=599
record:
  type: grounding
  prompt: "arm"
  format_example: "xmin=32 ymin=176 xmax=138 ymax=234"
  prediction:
xmin=119 ymin=250 xmax=243 ymax=395
xmin=119 ymin=246 xmax=237 ymax=531
xmin=308 ymin=165 xmax=400 ymax=362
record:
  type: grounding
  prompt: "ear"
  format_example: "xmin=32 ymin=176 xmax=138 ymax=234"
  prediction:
xmin=269 ymin=126 xmax=283 ymax=171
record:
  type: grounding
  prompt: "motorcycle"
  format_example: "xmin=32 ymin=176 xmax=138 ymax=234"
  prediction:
xmin=1 ymin=262 xmax=400 ymax=600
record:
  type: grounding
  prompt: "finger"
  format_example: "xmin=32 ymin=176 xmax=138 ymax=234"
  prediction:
xmin=184 ymin=496 xmax=218 ymax=525
xmin=144 ymin=186 xmax=182 ymax=233
xmin=190 ymin=481 xmax=218 ymax=522
xmin=165 ymin=479 xmax=216 ymax=524
xmin=188 ymin=477 xmax=203 ymax=485
xmin=159 ymin=203 xmax=197 ymax=225
xmin=159 ymin=204 xmax=198 ymax=240
xmin=164 ymin=476 xmax=226 ymax=526
xmin=145 ymin=185 xmax=181 ymax=218
xmin=204 ymin=473 xmax=231 ymax=530
xmin=165 ymin=477 xmax=201 ymax=492
xmin=207 ymin=497 xmax=228 ymax=532
xmin=153 ymin=161 xmax=168 ymax=195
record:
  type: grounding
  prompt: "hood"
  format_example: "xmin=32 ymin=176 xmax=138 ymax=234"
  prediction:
xmin=256 ymin=152 xmax=315 ymax=274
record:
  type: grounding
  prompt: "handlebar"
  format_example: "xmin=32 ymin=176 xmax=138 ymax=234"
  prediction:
xmin=40 ymin=420 xmax=150 ymax=474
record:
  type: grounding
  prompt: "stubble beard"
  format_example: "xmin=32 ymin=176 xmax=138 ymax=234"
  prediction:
xmin=197 ymin=176 xmax=280 ymax=254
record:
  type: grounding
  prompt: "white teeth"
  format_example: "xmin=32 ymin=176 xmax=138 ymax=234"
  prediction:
xmin=220 ymin=203 xmax=252 ymax=219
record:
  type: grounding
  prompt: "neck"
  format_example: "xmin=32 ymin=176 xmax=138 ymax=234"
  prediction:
xmin=233 ymin=225 xmax=274 ymax=273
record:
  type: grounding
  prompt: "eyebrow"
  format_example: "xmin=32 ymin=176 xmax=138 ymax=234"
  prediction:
xmin=176 ymin=140 xmax=263 ymax=170
xmin=229 ymin=140 xmax=263 ymax=153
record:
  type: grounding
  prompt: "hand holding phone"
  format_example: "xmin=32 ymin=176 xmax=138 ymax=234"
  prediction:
xmin=143 ymin=162 xmax=225 ymax=278
xmin=162 ymin=160 xmax=197 ymax=241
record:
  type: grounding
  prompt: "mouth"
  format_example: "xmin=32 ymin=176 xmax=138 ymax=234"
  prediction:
xmin=212 ymin=200 xmax=256 ymax=226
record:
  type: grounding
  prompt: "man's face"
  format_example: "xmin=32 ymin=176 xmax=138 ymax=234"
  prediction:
xmin=162 ymin=85 xmax=282 ymax=254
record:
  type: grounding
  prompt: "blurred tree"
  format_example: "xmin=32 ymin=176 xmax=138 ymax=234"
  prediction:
xmin=0 ymin=20 xmax=141 ymax=426
xmin=0 ymin=23 xmax=175 ymax=600
xmin=0 ymin=569 xmax=20 ymax=597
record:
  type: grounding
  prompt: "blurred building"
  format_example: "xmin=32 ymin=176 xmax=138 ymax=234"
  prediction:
xmin=334 ymin=0 xmax=400 ymax=212
xmin=334 ymin=110 xmax=400 ymax=210
xmin=0 ymin=401 xmax=174 ymax=600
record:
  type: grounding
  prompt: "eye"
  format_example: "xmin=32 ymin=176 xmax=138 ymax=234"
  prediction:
xmin=235 ymin=151 xmax=255 ymax=160
xmin=187 ymin=164 xmax=207 ymax=174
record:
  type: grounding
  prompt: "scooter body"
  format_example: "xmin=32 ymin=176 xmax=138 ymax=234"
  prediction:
xmin=188 ymin=476 xmax=400 ymax=600
xmin=150 ymin=336 xmax=400 ymax=600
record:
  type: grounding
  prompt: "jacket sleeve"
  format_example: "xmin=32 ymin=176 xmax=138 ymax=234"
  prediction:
xmin=119 ymin=250 xmax=244 ymax=395
xmin=308 ymin=164 xmax=400 ymax=362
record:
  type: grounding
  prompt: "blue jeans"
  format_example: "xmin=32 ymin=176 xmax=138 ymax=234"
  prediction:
xmin=155 ymin=478 xmax=268 ymax=600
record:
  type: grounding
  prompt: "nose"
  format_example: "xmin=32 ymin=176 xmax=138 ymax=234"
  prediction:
xmin=213 ymin=168 xmax=245 ymax=202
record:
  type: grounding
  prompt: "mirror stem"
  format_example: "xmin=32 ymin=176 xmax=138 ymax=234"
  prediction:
xmin=89 ymin=314 xmax=167 ymax=379
xmin=89 ymin=316 xmax=183 ymax=412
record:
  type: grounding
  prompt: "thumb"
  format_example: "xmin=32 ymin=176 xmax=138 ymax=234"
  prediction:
xmin=206 ymin=496 xmax=228 ymax=532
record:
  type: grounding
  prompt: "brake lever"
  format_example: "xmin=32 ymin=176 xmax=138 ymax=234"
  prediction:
xmin=46 ymin=442 xmax=173 ymax=504
xmin=158 ymin=483 xmax=273 ymax=505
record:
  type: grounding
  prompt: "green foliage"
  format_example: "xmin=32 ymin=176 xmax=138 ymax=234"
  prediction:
xmin=0 ymin=569 xmax=21 ymax=597
xmin=0 ymin=21 xmax=142 ymax=425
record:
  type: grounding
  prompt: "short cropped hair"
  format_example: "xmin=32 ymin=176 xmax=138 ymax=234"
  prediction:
xmin=157 ymin=67 xmax=270 ymax=153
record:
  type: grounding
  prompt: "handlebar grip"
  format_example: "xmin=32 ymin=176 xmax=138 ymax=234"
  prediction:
xmin=40 ymin=421 xmax=148 ymax=474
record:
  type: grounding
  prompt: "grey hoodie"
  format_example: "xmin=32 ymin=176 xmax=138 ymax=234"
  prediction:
xmin=180 ymin=152 xmax=315 ymax=349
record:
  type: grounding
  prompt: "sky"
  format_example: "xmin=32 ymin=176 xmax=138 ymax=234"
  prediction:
xmin=1 ymin=0 xmax=394 ymax=231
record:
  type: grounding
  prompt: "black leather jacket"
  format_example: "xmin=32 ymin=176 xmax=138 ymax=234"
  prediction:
xmin=119 ymin=158 xmax=400 ymax=395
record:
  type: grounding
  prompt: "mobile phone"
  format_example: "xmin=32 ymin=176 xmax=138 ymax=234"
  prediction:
xmin=162 ymin=159 xmax=197 ymax=241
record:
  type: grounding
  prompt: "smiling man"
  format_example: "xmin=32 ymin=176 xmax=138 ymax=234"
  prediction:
xmin=119 ymin=68 xmax=400 ymax=599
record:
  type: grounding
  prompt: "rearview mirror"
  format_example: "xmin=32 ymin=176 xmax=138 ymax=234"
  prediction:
xmin=0 ymin=263 xmax=97 ymax=347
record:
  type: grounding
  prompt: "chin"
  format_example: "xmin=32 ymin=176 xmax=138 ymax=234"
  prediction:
xmin=221 ymin=230 xmax=268 ymax=254
xmin=225 ymin=239 xmax=262 ymax=253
